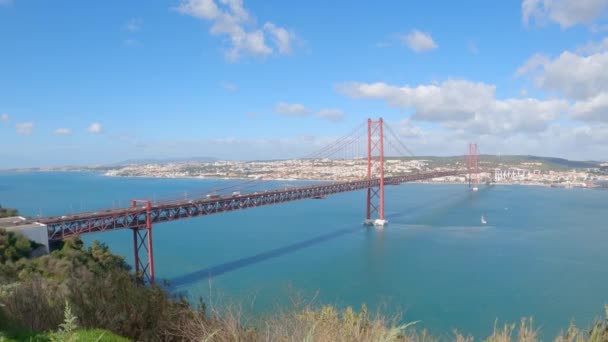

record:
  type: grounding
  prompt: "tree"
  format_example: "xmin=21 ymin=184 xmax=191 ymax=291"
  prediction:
xmin=0 ymin=205 xmax=18 ymax=219
xmin=0 ymin=229 xmax=36 ymax=263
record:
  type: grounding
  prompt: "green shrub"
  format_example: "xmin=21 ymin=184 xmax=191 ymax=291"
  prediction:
xmin=0 ymin=228 xmax=38 ymax=263
xmin=0 ymin=206 xmax=18 ymax=219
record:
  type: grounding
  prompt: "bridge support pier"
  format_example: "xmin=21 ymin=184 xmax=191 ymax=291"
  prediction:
xmin=364 ymin=117 xmax=387 ymax=228
xmin=468 ymin=143 xmax=479 ymax=191
xmin=131 ymin=200 xmax=155 ymax=285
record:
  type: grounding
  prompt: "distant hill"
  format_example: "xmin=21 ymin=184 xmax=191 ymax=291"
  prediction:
xmin=3 ymin=154 xmax=602 ymax=172
xmin=111 ymin=156 xmax=218 ymax=166
xmin=524 ymin=155 xmax=599 ymax=169
xmin=385 ymin=154 xmax=602 ymax=171
xmin=476 ymin=155 xmax=600 ymax=170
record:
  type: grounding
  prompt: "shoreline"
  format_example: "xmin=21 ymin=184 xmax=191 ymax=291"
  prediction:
xmin=102 ymin=173 xmax=558 ymax=188
xmin=4 ymin=170 xmax=586 ymax=188
xmin=102 ymin=173 xmax=334 ymax=183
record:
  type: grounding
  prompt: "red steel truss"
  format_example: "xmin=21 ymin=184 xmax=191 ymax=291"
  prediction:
xmin=28 ymin=118 xmax=482 ymax=285
xmin=41 ymin=171 xmax=462 ymax=243
xmin=366 ymin=118 xmax=385 ymax=221
xmin=467 ymin=143 xmax=479 ymax=189
xmin=130 ymin=200 xmax=155 ymax=285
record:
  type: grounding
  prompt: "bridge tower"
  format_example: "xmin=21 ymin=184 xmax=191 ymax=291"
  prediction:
xmin=364 ymin=118 xmax=387 ymax=227
xmin=131 ymin=200 xmax=155 ymax=285
xmin=468 ymin=143 xmax=479 ymax=191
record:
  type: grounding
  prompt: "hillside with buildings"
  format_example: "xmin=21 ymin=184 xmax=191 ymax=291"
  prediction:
xmin=4 ymin=155 xmax=607 ymax=188
xmin=93 ymin=155 xmax=608 ymax=187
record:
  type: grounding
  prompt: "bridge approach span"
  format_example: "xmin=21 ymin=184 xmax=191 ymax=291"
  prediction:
xmin=41 ymin=170 xmax=462 ymax=241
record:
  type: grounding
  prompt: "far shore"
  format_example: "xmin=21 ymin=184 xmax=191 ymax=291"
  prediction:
xmin=102 ymin=173 xmax=560 ymax=188
xmin=2 ymin=169 xmax=581 ymax=188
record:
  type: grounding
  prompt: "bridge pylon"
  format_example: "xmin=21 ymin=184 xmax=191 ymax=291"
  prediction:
xmin=131 ymin=199 xmax=155 ymax=285
xmin=364 ymin=118 xmax=387 ymax=227
xmin=468 ymin=143 xmax=479 ymax=191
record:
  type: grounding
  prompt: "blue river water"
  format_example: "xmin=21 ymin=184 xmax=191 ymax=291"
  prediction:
xmin=1 ymin=171 xmax=607 ymax=339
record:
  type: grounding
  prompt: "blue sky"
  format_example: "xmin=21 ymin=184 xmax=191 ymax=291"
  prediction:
xmin=2 ymin=0 xmax=608 ymax=167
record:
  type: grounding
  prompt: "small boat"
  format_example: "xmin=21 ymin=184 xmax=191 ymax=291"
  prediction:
xmin=312 ymin=195 xmax=326 ymax=199
xmin=481 ymin=215 xmax=487 ymax=224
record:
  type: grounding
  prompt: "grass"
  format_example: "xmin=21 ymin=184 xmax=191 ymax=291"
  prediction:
xmin=2 ymin=291 xmax=608 ymax=341
xmin=61 ymin=329 xmax=130 ymax=341
xmin=165 ymin=299 xmax=608 ymax=342
xmin=0 ymin=298 xmax=129 ymax=342
xmin=0 ymin=329 xmax=129 ymax=342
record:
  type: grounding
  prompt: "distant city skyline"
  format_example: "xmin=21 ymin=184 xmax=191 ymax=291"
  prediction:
xmin=2 ymin=0 xmax=608 ymax=168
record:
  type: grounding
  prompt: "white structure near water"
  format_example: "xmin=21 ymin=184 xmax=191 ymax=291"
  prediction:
xmin=364 ymin=218 xmax=388 ymax=228
xmin=0 ymin=216 xmax=49 ymax=253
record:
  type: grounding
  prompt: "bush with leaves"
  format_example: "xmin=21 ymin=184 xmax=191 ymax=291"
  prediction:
xmin=0 ymin=228 xmax=38 ymax=263
xmin=0 ymin=237 xmax=130 ymax=285
xmin=0 ymin=205 xmax=18 ymax=219
xmin=1 ymin=236 xmax=192 ymax=341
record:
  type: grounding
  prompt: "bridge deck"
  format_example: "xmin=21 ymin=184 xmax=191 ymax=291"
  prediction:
xmin=34 ymin=170 xmax=463 ymax=241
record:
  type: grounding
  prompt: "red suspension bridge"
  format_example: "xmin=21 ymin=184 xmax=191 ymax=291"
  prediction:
xmin=26 ymin=118 xmax=481 ymax=285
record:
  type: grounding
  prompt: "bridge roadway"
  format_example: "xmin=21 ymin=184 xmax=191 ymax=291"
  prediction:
xmin=36 ymin=170 xmax=463 ymax=241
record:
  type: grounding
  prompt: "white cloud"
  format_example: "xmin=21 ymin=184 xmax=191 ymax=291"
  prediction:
xmin=522 ymin=0 xmax=608 ymax=28
xmin=518 ymin=49 xmax=608 ymax=100
xmin=518 ymin=39 xmax=608 ymax=124
xmin=125 ymin=18 xmax=143 ymax=32
xmin=401 ymin=30 xmax=438 ymax=53
xmin=337 ymin=80 xmax=569 ymax=135
xmin=15 ymin=122 xmax=34 ymax=135
xmin=274 ymin=103 xmax=344 ymax=122
xmin=537 ymin=123 xmax=608 ymax=157
xmin=263 ymin=22 xmax=294 ymax=54
xmin=396 ymin=119 xmax=424 ymax=138
xmin=572 ymin=92 xmax=608 ymax=122
xmin=177 ymin=0 xmax=296 ymax=61
xmin=274 ymin=102 xmax=310 ymax=116
xmin=53 ymin=128 xmax=72 ymax=136
xmin=576 ymin=37 xmax=608 ymax=54
xmin=0 ymin=113 xmax=8 ymax=122
xmin=516 ymin=53 xmax=550 ymax=76
xmin=316 ymin=109 xmax=344 ymax=122
xmin=88 ymin=122 xmax=103 ymax=134
xmin=569 ymin=123 xmax=608 ymax=145
xmin=338 ymin=80 xmax=492 ymax=122
xmin=377 ymin=119 xmax=608 ymax=160
xmin=178 ymin=0 xmax=220 ymax=19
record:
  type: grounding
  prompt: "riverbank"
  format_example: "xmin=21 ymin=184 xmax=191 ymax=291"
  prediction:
xmin=2 ymin=168 xmax=588 ymax=188
xmin=102 ymin=172 xmax=563 ymax=188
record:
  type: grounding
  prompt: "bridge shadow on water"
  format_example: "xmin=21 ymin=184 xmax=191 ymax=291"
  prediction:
xmin=387 ymin=188 xmax=468 ymax=221
xmin=168 ymin=226 xmax=362 ymax=289
xmin=168 ymin=186 xmax=492 ymax=291
xmin=386 ymin=185 xmax=492 ymax=222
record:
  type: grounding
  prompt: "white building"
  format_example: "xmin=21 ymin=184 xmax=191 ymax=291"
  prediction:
xmin=0 ymin=216 xmax=49 ymax=253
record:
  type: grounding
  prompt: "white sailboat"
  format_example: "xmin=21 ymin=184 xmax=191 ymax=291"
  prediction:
xmin=481 ymin=215 xmax=487 ymax=224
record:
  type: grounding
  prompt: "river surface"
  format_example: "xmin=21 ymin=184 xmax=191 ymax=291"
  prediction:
xmin=1 ymin=171 xmax=607 ymax=339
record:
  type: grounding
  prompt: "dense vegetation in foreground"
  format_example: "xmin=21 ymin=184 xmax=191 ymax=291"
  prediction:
xmin=0 ymin=212 xmax=606 ymax=341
